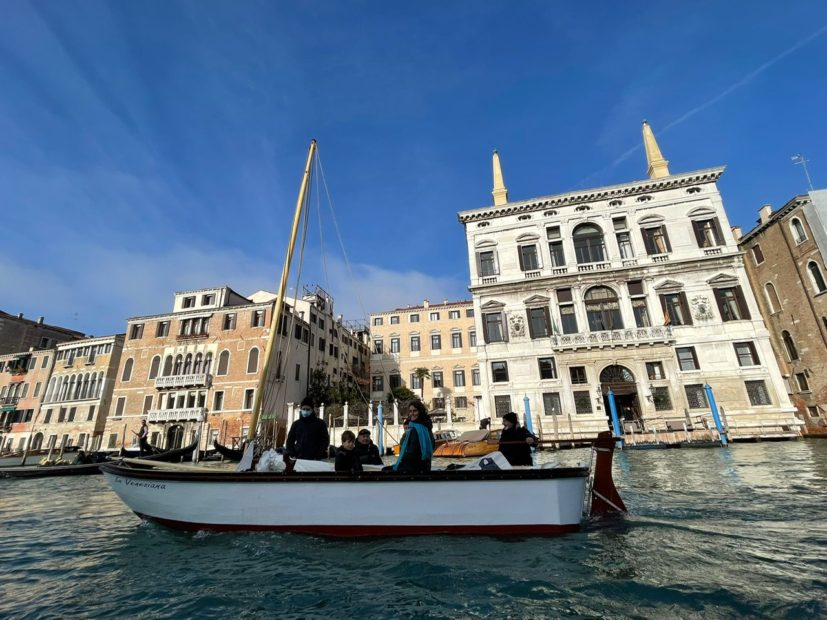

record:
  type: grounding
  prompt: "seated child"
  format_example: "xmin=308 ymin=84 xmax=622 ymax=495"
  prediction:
xmin=334 ymin=430 xmax=363 ymax=473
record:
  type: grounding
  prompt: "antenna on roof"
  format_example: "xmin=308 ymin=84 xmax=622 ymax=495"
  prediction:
xmin=791 ymin=154 xmax=815 ymax=191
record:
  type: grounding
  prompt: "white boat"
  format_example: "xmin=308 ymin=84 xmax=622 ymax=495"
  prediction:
xmin=100 ymin=141 xmax=626 ymax=536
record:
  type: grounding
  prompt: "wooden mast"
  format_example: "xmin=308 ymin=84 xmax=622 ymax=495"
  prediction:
xmin=247 ymin=140 xmax=317 ymax=442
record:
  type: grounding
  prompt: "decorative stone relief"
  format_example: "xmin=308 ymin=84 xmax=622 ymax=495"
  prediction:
xmin=508 ymin=314 xmax=525 ymax=338
xmin=691 ymin=296 xmax=714 ymax=321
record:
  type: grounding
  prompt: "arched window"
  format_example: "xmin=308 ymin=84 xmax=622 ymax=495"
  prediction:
xmin=162 ymin=355 xmax=173 ymax=376
xmin=782 ymin=330 xmax=799 ymax=361
xmin=89 ymin=373 xmax=97 ymax=399
xmin=121 ymin=358 xmax=134 ymax=382
xmin=808 ymin=262 xmax=827 ymax=293
xmin=45 ymin=377 xmax=56 ymax=402
xmin=584 ymin=286 xmax=623 ymax=331
xmin=247 ymin=347 xmax=260 ymax=374
xmin=96 ymin=372 xmax=104 ymax=397
xmin=173 ymin=355 xmax=183 ymax=375
xmin=204 ymin=353 xmax=213 ymax=376
xmin=68 ymin=376 xmax=77 ymax=400
xmin=791 ymin=218 xmax=807 ymax=244
xmin=59 ymin=376 xmax=69 ymax=401
xmin=764 ymin=283 xmax=782 ymax=313
xmin=81 ymin=373 xmax=90 ymax=399
xmin=148 ymin=356 xmax=161 ymax=380
xmin=193 ymin=353 xmax=203 ymax=374
xmin=572 ymin=223 xmax=606 ymax=264
xmin=217 ymin=350 xmax=230 ymax=376
xmin=183 ymin=354 xmax=193 ymax=375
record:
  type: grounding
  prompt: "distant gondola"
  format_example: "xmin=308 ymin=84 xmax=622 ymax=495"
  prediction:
xmin=0 ymin=462 xmax=104 ymax=479
xmin=119 ymin=440 xmax=199 ymax=463
xmin=213 ymin=439 xmax=244 ymax=461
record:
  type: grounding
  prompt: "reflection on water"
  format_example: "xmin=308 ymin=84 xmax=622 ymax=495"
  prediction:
xmin=1 ymin=441 xmax=826 ymax=618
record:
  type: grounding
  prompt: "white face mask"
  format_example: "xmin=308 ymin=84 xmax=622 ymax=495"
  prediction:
xmin=300 ymin=408 xmax=312 ymax=417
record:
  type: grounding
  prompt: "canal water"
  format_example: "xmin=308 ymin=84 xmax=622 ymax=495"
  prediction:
xmin=1 ymin=441 xmax=825 ymax=619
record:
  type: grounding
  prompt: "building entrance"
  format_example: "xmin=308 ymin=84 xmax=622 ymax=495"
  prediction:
xmin=166 ymin=425 xmax=184 ymax=450
xmin=599 ymin=365 xmax=643 ymax=431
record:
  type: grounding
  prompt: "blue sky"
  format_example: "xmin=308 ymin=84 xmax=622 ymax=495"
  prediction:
xmin=1 ymin=1 xmax=826 ymax=336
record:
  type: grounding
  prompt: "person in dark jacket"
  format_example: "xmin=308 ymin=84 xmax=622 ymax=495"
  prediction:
xmin=335 ymin=430 xmax=363 ymax=473
xmin=353 ymin=429 xmax=383 ymax=465
xmin=498 ymin=411 xmax=535 ymax=466
xmin=285 ymin=396 xmax=330 ymax=460
xmin=393 ymin=400 xmax=434 ymax=474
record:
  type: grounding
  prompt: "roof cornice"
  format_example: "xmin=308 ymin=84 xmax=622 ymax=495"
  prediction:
xmin=738 ymin=195 xmax=810 ymax=244
xmin=457 ymin=166 xmax=725 ymax=224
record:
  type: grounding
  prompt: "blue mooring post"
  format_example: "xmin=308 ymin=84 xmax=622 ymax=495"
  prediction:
xmin=704 ymin=384 xmax=728 ymax=446
xmin=522 ymin=395 xmax=536 ymax=464
xmin=607 ymin=389 xmax=623 ymax=445
xmin=377 ymin=402 xmax=385 ymax=455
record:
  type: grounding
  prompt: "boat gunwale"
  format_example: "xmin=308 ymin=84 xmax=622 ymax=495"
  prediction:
xmin=100 ymin=462 xmax=589 ymax=483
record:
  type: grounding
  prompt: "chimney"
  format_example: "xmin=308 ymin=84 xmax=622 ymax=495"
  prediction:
xmin=443 ymin=299 xmax=448 ymax=305
xmin=423 ymin=299 xmax=430 ymax=308
xmin=759 ymin=204 xmax=773 ymax=224
xmin=17 ymin=313 xmax=23 ymax=319
xmin=37 ymin=316 xmax=44 ymax=325
xmin=731 ymin=226 xmax=742 ymax=240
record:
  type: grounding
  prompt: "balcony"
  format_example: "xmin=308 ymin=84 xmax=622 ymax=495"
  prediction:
xmin=175 ymin=332 xmax=210 ymax=342
xmin=524 ymin=270 xmax=541 ymax=279
xmin=577 ymin=262 xmax=610 ymax=272
xmin=146 ymin=407 xmax=206 ymax=423
xmin=651 ymin=254 xmax=670 ymax=263
xmin=704 ymin=248 xmax=723 ymax=256
xmin=551 ymin=267 xmax=568 ymax=275
xmin=154 ymin=373 xmax=212 ymax=389
xmin=551 ymin=326 xmax=674 ymax=351
xmin=481 ymin=276 xmax=498 ymax=284
xmin=0 ymin=396 xmax=19 ymax=412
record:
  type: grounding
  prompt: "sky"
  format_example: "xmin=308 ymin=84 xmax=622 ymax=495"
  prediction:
xmin=1 ymin=1 xmax=826 ymax=336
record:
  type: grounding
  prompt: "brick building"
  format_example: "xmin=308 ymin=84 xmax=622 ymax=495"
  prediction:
xmin=737 ymin=189 xmax=827 ymax=434
xmin=0 ymin=348 xmax=56 ymax=452
xmin=0 ymin=310 xmax=84 ymax=355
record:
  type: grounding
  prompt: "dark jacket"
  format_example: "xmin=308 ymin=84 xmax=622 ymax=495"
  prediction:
xmin=353 ymin=440 xmax=383 ymax=465
xmin=396 ymin=419 xmax=434 ymax=474
xmin=499 ymin=425 xmax=534 ymax=466
xmin=335 ymin=447 xmax=363 ymax=473
xmin=285 ymin=415 xmax=330 ymax=460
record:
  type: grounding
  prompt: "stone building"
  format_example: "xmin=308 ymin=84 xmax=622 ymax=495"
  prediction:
xmin=457 ymin=122 xmax=800 ymax=440
xmin=736 ymin=190 xmax=827 ymax=434
xmin=0 ymin=348 xmax=56 ymax=452
xmin=369 ymin=299 xmax=482 ymax=423
xmin=101 ymin=285 xmax=369 ymax=453
xmin=0 ymin=310 xmax=85 ymax=355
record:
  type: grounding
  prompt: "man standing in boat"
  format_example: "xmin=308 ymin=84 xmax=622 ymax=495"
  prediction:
xmin=498 ymin=412 xmax=535 ymax=466
xmin=285 ymin=397 xmax=330 ymax=461
xmin=133 ymin=419 xmax=151 ymax=457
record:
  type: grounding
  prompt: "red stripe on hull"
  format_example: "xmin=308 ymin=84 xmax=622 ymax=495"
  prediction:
xmin=136 ymin=513 xmax=581 ymax=537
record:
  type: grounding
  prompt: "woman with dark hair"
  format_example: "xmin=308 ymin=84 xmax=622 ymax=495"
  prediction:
xmin=392 ymin=400 xmax=434 ymax=474
xmin=498 ymin=412 xmax=535 ymax=466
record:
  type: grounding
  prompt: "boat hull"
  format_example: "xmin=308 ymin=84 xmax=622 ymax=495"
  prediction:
xmin=101 ymin=465 xmax=589 ymax=536
xmin=0 ymin=463 xmax=102 ymax=479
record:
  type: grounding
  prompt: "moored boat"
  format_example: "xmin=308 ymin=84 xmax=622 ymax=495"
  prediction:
xmin=117 ymin=440 xmax=199 ymax=463
xmin=0 ymin=462 xmax=104 ymax=479
xmin=434 ymin=429 xmax=501 ymax=458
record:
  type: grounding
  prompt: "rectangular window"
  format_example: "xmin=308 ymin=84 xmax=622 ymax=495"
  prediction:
xmin=573 ymin=391 xmax=593 ymax=414
xmin=646 ymin=362 xmax=666 ymax=380
xmin=616 ymin=231 xmax=634 ymax=259
xmin=44 ymin=409 xmax=53 ymax=423
xmin=432 ymin=371 xmax=443 ymax=388
xmin=295 ymin=364 xmax=301 ymax=381
xmin=372 ymin=376 xmax=384 ymax=392
xmin=569 ymin=366 xmax=587 ymax=384
xmin=223 ymin=313 xmax=236 ymax=330
xmin=139 ymin=395 xmax=151 ymax=414
xmin=518 ymin=244 xmax=540 ymax=271
xmin=33 ymin=382 xmax=41 ymax=398
xmin=449 ymin=310 xmax=461 ymax=319
xmin=129 ymin=324 xmax=144 ymax=340
xmin=685 ymin=384 xmax=708 ymax=409
xmin=478 ymin=251 xmax=497 ymax=277
xmin=58 ymin=408 xmax=66 ymax=423
xmin=429 ymin=312 xmax=440 ymax=321
xmin=430 ymin=334 xmax=442 ymax=350
xmin=483 ymin=312 xmax=505 ymax=343
xmin=734 ymin=342 xmax=760 ymax=366
xmin=652 ymin=387 xmax=673 ymax=411
xmin=466 ymin=308 xmax=474 ymax=318
xmin=692 ymin=218 xmax=724 ymax=248
xmin=390 ymin=338 xmax=400 ymax=353
xmin=472 ymin=368 xmax=480 ymax=386
xmin=538 ymin=357 xmax=557 ymax=380
xmin=114 ymin=397 xmax=126 ymax=418
xmin=714 ymin=286 xmax=751 ymax=322
xmin=156 ymin=321 xmax=170 ymax=337
xmin=409 ymin=314 xmax=420 ymax=323
xmin=453 ymin=370 xmax=465 ymax=387
xmin=557 ymin=289 xmax=577 ymax=334
xmin=542 ymin=392 xmax=562 ymax=415
xmin=211 ymin=391 xmax=224 ymax=411
xmin=182 ymin=296 xmax=195 ymax=308
xmin=494 ymin=395 xmax=512 ymax=418
xmin=107 ymin=433 xmax=118 ymax=449
xmin=469 ymin=330 xmax=477 ymax=347
xmin=373 ymin=340 xmax=383 ymax=354
xmin=548 ymin=241 xmax=565 ymax=267
xmin=642 ymin=225 xmax=672 ymax=255
xmin=676 ymin=347 xmax=699 ymax=371
xmin=390 ymin=316 xmax=399 ymax=324
xmin=410 ymin=374 xmax=422 ymax=390
xmin=242 ymin=389 xmax=254 ymax=410
xmin=527 ymin=306 xmax=551 ymax=338
xmin=746 ymin=380 xmax=772 ymax=405
xmin=795 ymin=373 xmax=810 ymax=392
xmin=410 ymin=336 xmax=421 ymax=352
xmin=389 ymin=374 xmax=401 ymax=390
xmin=491 ymin=361 xmax=509 ymax=383
xmin=201 ymin=294 xmax=215 ymax=305
xmin=372 ymin=317 xmax=383 ymax=326
xmin=455 ymin=396 xmax=468 ymax=409
xmin=251 ymin=310 xmax=265 ymax=327
xmin=752 ymin=244 xmax=764 ymax=265
xmin=451 ymin=332 xmax=462 ymax=348
xmin=661 ymin=292 xmax=693 ymax=326
xmin=87 ymin=405 xmax=95 ymax=422
xmin=318 ymin=337 xmax=326 ymax=353
xmin=41 ymin=355 xmax=50 ymax=369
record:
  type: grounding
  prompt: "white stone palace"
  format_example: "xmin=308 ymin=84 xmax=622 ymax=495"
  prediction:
xmin=458 ymin=122 xmax=801 ymax=440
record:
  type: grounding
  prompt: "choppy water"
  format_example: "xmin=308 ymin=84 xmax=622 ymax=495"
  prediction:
xmin=1 ymin=441 xmax=826 ymax=619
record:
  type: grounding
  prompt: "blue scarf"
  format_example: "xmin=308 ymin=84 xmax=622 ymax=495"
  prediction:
xmin=392 ymin=422 xmax=433 ymax=471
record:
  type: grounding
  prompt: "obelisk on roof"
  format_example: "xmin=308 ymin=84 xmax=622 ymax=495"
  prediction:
xmin=642 ymin=120 xmax=670 ymax=179
xmin=492 ymin=149 xmax=509 ymax=205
